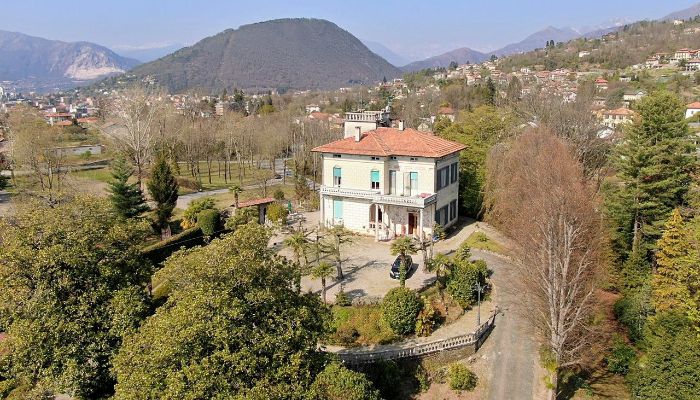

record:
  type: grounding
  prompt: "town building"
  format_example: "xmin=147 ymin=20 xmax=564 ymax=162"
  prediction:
xmin=601 ymin=107 xmax=636 ymax=128
xmin=686 ymin=102 xmax=700 ymax=119
xmin=312 ymin=125 xmax=466 ymax=241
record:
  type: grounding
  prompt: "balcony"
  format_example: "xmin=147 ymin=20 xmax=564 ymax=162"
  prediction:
xmin=320 ymin=186 xmax=437 ymax=208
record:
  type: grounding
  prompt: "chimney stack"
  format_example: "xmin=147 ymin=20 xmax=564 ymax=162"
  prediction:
xmin=354 ymin=126 xmax=361 ymax=142
xmin=398 ymin=120 xmax=405 ymax=131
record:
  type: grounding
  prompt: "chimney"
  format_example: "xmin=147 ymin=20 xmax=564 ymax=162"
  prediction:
xmin=398 ymin=120 xmax=405 ymax=131
xmin=354 ymin=126 xmax=361 ymax=142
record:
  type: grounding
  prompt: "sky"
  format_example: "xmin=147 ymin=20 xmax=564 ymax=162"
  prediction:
xmin=1 ymin=0 xmax=697 ymax=61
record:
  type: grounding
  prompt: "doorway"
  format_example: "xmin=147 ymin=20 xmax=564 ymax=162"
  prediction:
xmin=408 ymin=212 xmax=416 ymax=235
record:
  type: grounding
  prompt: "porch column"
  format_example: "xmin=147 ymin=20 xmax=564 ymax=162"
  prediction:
xmin=419 ymin=208 xmax=424 ymax=240
xmin=319 ymin=193 xmax=324 ymax=228
xmin=374 ymin=204 xmax=380 ymax=241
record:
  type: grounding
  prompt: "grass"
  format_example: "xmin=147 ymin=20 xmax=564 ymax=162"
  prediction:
xmin=177 ymin=161 xmax=273 ymax=191
xmin=71 ymin=167 xmax=114 ymax=183
xmin=328 ymin=305 xmax=398 ymax=346
xmin=462 ymin=231 xmax=504 ymax=254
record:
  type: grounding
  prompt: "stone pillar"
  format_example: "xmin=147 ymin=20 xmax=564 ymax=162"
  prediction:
xmin=419 ymin=209 xmax=424 ymax=240
xmin=319 ymin=192 xmax=324 ymax=228
xmin=374 ymin=204 xmax=380 ymax=241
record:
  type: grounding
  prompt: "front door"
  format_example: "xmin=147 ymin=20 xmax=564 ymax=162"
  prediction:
xmin=408 ymin=212 xmax=416 ymax=235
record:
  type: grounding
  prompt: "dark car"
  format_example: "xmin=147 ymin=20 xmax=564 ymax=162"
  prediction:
xmin=389 ymin=255 xmax=414 ymax=279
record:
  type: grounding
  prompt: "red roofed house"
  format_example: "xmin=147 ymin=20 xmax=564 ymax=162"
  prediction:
xmin=311 ymin=125 xmax=466 ymax=241
xmin=686 ymin=102 xmax=700 ymax=119
xmin=437 ymin=106 xmax=456 ymax=122
xmin=594 ymin=78 xmax=609 ymax=91
xmin=602 ymin=107 xmax=637 ymax=128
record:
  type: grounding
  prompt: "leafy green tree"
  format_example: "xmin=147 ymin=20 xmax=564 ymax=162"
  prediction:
xmin=181 ymin=197 xmax=216 ymax=229
xmin=267 ymin=202 xmax=289 ymax=224
xmin=628 ymin=312 xmax=700 ymax=400
xmin=225 ymin=207 xmax=259 ymax=231
xmin=0 ymin=197 xmax=152 ymax=399
xmin=147 ymin=154 xmax=179 ymax=238
xmin=437 ymin=105 xmax=515 ymax=218
xmin=390 ymin=236 xmax=417 ymax=286
xmin=229 ymin=184 xmax=243 ymax=208
xmin=382 ymin=287 xmax=423 ymax=336
xmin=113 ymin=224 xmax=331 ymax=399
xmin=311 ymin=262 xmax=335 ymax=303
xmin=308 ymin=363 xmax=380 ymax=400
xmin=108 ymin=156 xmax=149 ymax=218
xmin=448 ymin=363 xmax=478 ymax=391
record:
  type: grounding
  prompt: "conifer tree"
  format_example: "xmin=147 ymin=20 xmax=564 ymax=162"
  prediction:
xmin=147 ymin=154 xmax=179 ymax=238
xmin=108 ymin=156 xmax=149 ymax=218
xmin=606 ymin=91 xmax=696 ymax=261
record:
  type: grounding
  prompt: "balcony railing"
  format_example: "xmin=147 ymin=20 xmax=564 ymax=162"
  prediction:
xmin=320 ymin=186 xmax=437 ymax=208
xmin=344 ymin=111 xmax=387 ymax=122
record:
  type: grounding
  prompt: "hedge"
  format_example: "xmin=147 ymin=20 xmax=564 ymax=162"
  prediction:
xmin=142 ymin=227 xmax=204 ymax=264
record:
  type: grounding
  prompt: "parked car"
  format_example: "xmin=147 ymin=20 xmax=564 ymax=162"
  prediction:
xmin=389 ymin=255 xmax=414 ymax=279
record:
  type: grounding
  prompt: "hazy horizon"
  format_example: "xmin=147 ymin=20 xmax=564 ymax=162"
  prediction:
xmin=1 ymin=0 xmax=697 ymax=63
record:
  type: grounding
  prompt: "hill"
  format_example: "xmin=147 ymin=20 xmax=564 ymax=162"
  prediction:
xmin=362 ymin=40 xmax=408 ymax=67
xmin=662 ymin=2 xmax=700 ymax=21
xmin=126 ymin=18 xmax=400 ymax=92
xmin=402 ymin=47 xmax=488 ymax=72
xmin=0 ymin=30 xmax=139 ymax=92
xmin=491 ymin=26 xmax=581 ymax=56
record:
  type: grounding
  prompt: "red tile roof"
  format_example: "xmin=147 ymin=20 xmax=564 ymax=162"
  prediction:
xmin=438 ymin=106 xmax=455 ymax=115
xmin=235 ymin=197 xmax=275 ymax=208
xmin=687 ymin=102 xmax=700 ymax=109
xmin=311 ymin=127 xmax=466 ymax=158
xmin=604 ymin=107 xmax=636 ymax=116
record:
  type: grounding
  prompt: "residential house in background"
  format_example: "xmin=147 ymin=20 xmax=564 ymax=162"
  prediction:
xmin=601 ymin=107 xmax=636 ymax=128
xmin=686 ymin=102 xmax=700 ymax=119
xmin=312 ymin=125 xmax=466 ymax=241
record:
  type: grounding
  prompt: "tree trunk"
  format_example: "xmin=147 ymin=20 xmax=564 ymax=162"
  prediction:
xmin=321 ymin=278 xmax=327 ymax=303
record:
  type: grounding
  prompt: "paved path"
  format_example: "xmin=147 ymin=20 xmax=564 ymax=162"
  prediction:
xmin=479 ymin=250 xmax=539 ymax=400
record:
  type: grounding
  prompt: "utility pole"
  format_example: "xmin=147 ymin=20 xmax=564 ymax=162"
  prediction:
xmin=474 ymin=281 xmax=484 ymax=327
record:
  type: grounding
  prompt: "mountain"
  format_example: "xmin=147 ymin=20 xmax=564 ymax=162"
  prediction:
xmin=114 ymin=43 xmax=184 ymax=63
xmin=127 ymin=18 xmax=400 ymax=92
xmin=401 ymin=47 xmax=488 ymax=72
xmin=0 ymin=30 xmax=140 ymax=91
xmin=662 ymin=2 xmax=700 ymax=21
xmin=491 ymin=26 xmax=581 ymax=56
xmin=362 ymin=40 xmax=409 ymax=67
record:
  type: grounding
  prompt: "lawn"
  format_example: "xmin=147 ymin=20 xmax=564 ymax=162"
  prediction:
xmin=71 ymin=167 xmax=114 ymax=183
xmin=328 ymin=305 xmax=398 ymax=346
xmin=462 ymin=231 xmax=503 ymax=254
xmin=176 ymin=161 xmax=274 ymax=191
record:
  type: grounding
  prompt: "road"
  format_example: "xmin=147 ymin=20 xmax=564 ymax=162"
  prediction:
xmin=473 ymin=249 xmax=539 ymax=400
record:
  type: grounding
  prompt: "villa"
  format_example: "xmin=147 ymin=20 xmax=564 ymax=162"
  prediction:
xmin=312 ymin=123 xmax=466 ymax=241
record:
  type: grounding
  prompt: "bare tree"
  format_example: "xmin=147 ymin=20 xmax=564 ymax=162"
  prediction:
xmin=484 ymin=129 xmax=604 ymax=400
xmin=102 ymin=87 xmax=165 ymax=186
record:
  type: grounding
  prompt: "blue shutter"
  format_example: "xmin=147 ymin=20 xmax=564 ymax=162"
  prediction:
xmin=333 ymin=199 xmax=343 ymax=219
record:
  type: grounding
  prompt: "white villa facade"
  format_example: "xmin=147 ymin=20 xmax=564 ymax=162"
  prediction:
xmin=312 ymin=125 xmax=466 ymax=241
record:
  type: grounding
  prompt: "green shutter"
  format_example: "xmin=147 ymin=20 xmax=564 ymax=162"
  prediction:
xmin=371 ymin=170 xmax=380 ymax=182
xmin=333 ymin=199 xmax=343 ymax=219
xmin=333 ymin=167 xmax=342 ymax=177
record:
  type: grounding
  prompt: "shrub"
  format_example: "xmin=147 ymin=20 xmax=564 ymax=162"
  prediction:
xmin=382 ymin=287 xmax=423 ymax=336
xmin=415 ymin=299 xmax=438 ymax=336
xmin=225 ymin=208 xmax=259 ymax=230
xmin=362 ymin=360 xmax=402 ymax=399
xmin=0 ymin=175 xmax=8 ymax=190
xmin=267 ymin=202 xmax=288 ymax=224
xmin=446 ymin=260 xmax=484 ymax=309
xmin=181 ymin=197 xmax=216 ymax=229
xmin=414 ymin=364 xmax=430 ymax=392
xmin=142 ymin=227 xmax=203 ymax=265
xmin=273 ymin=188 xmax=285 ymax=200
xmin=335 ymin=288 xmax=352 ymax=306
xmin=197 ymin=209 xmax=220 ymax=238
xmin=606 ymin=336 xmax=636 ymax=375
xmin=448 ymin=363 xmax=477 ymax=391
xmin=334 ymin=325 xmax=360 ymax=346
xmin=309 ymin=363 xmax=380 ymax=400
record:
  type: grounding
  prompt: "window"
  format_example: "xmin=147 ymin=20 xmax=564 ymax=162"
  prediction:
xmin=333 ymin=167 xmax=342 ymax=186
xmin=409 ymin=172 xmax=418 ymax=196
xmin=410 ymin=157 xmax=418 ymax=161
xmin=450 ymin=163 xmax=458 ymax=184
xmin=436 ymin=166 xmax=450 ymax=190
xmin=371 ymin=156 xmax=380 ymax=161
xmin=435 ymin=205 xmax=448 ymax=226
xmin=333 ymin=198 xmax=343 ymax=219
xmin=371 ymin=170 xmax=380 ymax=190
xmin=389 ymin=170 xmax=397 ymax=195
xmin=449 ymin=200 xmax=457 ymax=221
xmin=333 ymin=154 xmax=342 ymax=158
xmin=390 ymin=156 xmax=397 ymax=160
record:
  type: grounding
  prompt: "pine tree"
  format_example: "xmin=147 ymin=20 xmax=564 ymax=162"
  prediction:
xmin=108 ymin=157 xmax=148 ymax=218
xmin=147 ymin=154 xmax=179 ymax=238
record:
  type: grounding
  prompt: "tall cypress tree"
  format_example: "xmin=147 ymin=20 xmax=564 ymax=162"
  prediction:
xmin=147 ymin=154 xmax=179 ymax=238
xmin=108 ymin=157 xmax=148 ymax=218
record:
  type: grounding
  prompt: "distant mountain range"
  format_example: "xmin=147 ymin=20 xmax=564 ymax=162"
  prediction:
xmin=126 ymin=18 xmax=400 ymax=92
xmin=0 ymin=30 xmax=139 ymax=92
xmin=401 ymin=47 xmax=490 ymax=71
xmin=362 ymin=40 xmax=410 ymax=67
xmin=663 ymin=2 xmax=700 ymax=21
xmin=114 ymin=43 xmax=184 ymax=63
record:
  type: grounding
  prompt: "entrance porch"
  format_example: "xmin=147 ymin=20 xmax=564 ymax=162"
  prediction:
xmin=369 ymin=203 xmax=435 ymax=242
